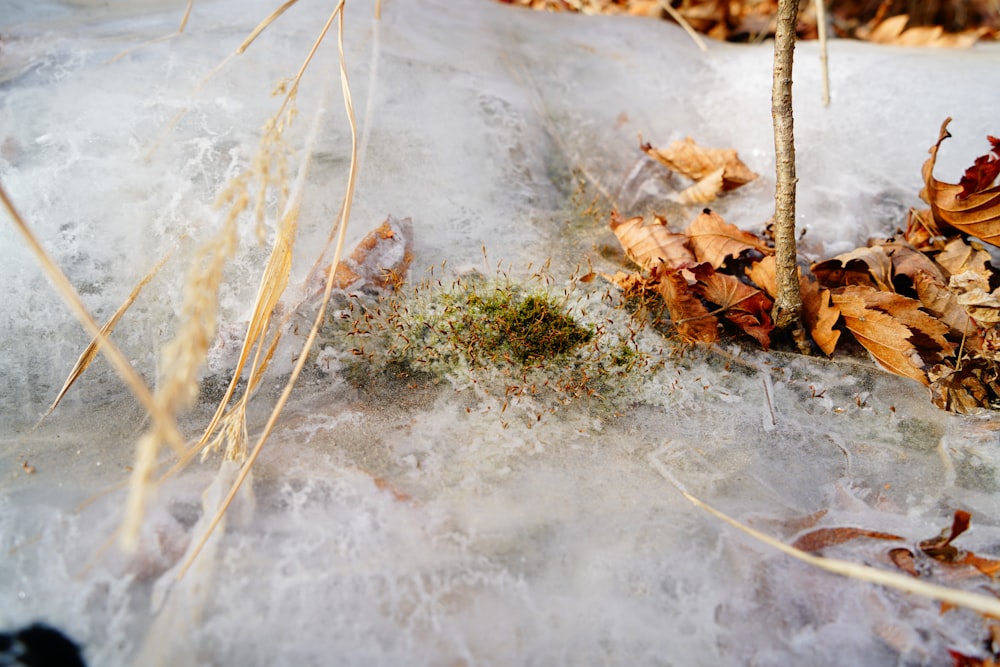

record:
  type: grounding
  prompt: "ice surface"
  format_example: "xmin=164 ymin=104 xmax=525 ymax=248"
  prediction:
xmin=3 ymin=0 xmax=1000 ymax=664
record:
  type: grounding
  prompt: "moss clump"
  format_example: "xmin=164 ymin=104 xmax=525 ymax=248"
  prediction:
xmin=459 ymin=290 xmax=593 ymax=365
xmin=318 ymin=268 xmax=663 ymax=423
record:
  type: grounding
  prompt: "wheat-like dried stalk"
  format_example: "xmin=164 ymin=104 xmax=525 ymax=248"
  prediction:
xmin=178 ymin=0 xmax=358 ymax=577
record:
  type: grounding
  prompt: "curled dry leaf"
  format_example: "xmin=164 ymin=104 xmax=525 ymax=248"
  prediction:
xmin=831 ymin=286 xmax=929 ymax=385
xmin=330 ymin=216 xmax=414 ymax=291
xmin=857 ymin=289 xmax=954 ymax=360
xmin=951 ymin=271 xmax=1000 ymax=324
xmin=936 ymin=237 xmax=992 ymax=278
xmin=921 ymin=118 xmax=1000 ymax=246
xmin=685 ymin=209 xmax=772 ymax=268
xmin=654 ymin=265 xmax=719 ymax=344
xmin=609 ymin=210 xmax=694 ymax=271
xmin=903 ymin=208 xmax=943 ymax=250
xmin=674 ymin=167 xmax=725 ymax=205
xmin=884 ymin=241 xmax=947 ymax=287
xmin=912 ymin=271 xmax=981 ymax=348
xmin=641 ymin=136 xmax=757 ymax=202
xmin=812 ymin=245 xmax=894 ymax=291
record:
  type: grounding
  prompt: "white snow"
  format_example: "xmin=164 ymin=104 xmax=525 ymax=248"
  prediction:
xmin=3 ymin=0 xmax=1000 ymax=664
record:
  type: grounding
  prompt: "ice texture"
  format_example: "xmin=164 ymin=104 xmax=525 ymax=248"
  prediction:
xmin=3 ymin=0 xmax=1000 ymax=665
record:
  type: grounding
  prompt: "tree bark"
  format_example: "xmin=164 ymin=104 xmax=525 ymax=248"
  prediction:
xmin=771 ymin=0 xmax=807 ymax=350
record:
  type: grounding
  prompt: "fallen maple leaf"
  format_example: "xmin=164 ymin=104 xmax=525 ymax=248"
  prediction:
xmin=921 ymin=118 xmax=1000 ymax=246
xmin=655 ymin=265 xmax=719 ymax=344
xmin=685 ymin=209 xmax=772 ymax=268
xmin=642 ymin=137 xmax=758 ymax=204
xmin=609 ymin=210 xmax=695 ymax=271
xmin=960 ymin=135 xmax=1000 ymax=198
xmin=831 ymin=286 xmax=929 ymax=385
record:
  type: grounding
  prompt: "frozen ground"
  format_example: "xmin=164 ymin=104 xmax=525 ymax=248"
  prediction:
xmin=3 ymin=0 xmax=1000 ymax=664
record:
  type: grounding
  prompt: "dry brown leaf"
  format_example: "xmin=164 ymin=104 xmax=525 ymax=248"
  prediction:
xmin=655 ymin=266 xmax=719 ymax=344
xmin=912 ymin=271 xmax=981 ymax=348
xmin=884 ymin=241 xmax=946 ymax=286
xmin=858 ymin=289 xmax=955 ymax=360
xmin=812 ymin=245 xmax=894 ymax=291
xmin=936 ymin=237 xmax=992 ymax=278
xmin=609 ymin=210 xmax=695 ymax=271
xmin=642 ymin=137 xmax=758 ymax=194
xmin=675 ymin=167 xmax=725 ymax=205
xmin=921 ymin=118 xmax=1000 ymax=246
xmin=863 ymin=14 xmax=987 ymax=47
xmin=932 ymin=358 xmax=1000 ymax=411
xmin=801 ymin=276 xmax=842 ymax=357
xmin=832 ymin=286 xmax=929 ymax=385
xmin=685 ymin=209 xmax=771 ymax=268
xmin=792 ymin=526 xmax=904 ymax=553
xmin=747 ymin=256 xmax=840 ymax=355
xmin=692 ymin=265 xmax=773 ymax=348
xmin=951 ymin=271 xmax=1000 ymax=324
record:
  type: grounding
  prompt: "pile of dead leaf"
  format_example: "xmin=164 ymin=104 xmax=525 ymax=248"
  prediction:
xmin=496 ymin=0 xmax=998 ymax=45
xmin=607 ymin=119 xmax=1000 ymax=413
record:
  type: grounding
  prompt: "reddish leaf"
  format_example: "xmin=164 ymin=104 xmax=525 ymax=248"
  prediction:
xmin=889 ymin=548 xmax=920 ymax=577
xmin=792 ymin=526 xmax=904 ymax=552
xmin=959 ymin=141 xmax=1000 ymax=199
xmin=920 ymin=119 xmax=1000 ymax=247
xmin=692 ymin=267 xmax=773 ymax=348
xmin=919 ymin=509 xmax=972 ymax=561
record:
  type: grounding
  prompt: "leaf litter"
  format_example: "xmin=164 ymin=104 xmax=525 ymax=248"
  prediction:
xmin=609 ymin=118 xmax=1000 ymax=413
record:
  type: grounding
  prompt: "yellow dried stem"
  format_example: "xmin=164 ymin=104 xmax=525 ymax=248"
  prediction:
xmin=649 ymin=444 xmax=1000 ymax=618
xmin=39 ymin=247 xmax=174 ymax=423
xmin=179 ymin=0 xmax=356 ymax=579
xmin=237 ymin=0 xmax=301 ymax=55
xmin=1 ymin=184 xmax=185 ymax=452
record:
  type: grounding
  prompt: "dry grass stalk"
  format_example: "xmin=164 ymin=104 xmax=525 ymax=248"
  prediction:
xmin=178 ymin=0 xmax=358 ymax=578
xmin=1 ymin=184 xmax=185 ymax=452
xmin=38 ymin=247 xmax=175 ymax=425
xmin=120 ymin=0 xmax=320 ymax=548
xmin=648 ymin=444 xmax=1000 ymax=617
xmin=656 ymin=0 xmax=710 ymax=51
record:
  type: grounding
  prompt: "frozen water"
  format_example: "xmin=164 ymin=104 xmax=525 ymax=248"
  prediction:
xmin=3 ymin=0 xmax=1000 ymax=664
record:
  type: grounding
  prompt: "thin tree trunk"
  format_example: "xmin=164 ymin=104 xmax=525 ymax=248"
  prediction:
xmin=771 ymin=0 xmax=807 ymax=350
